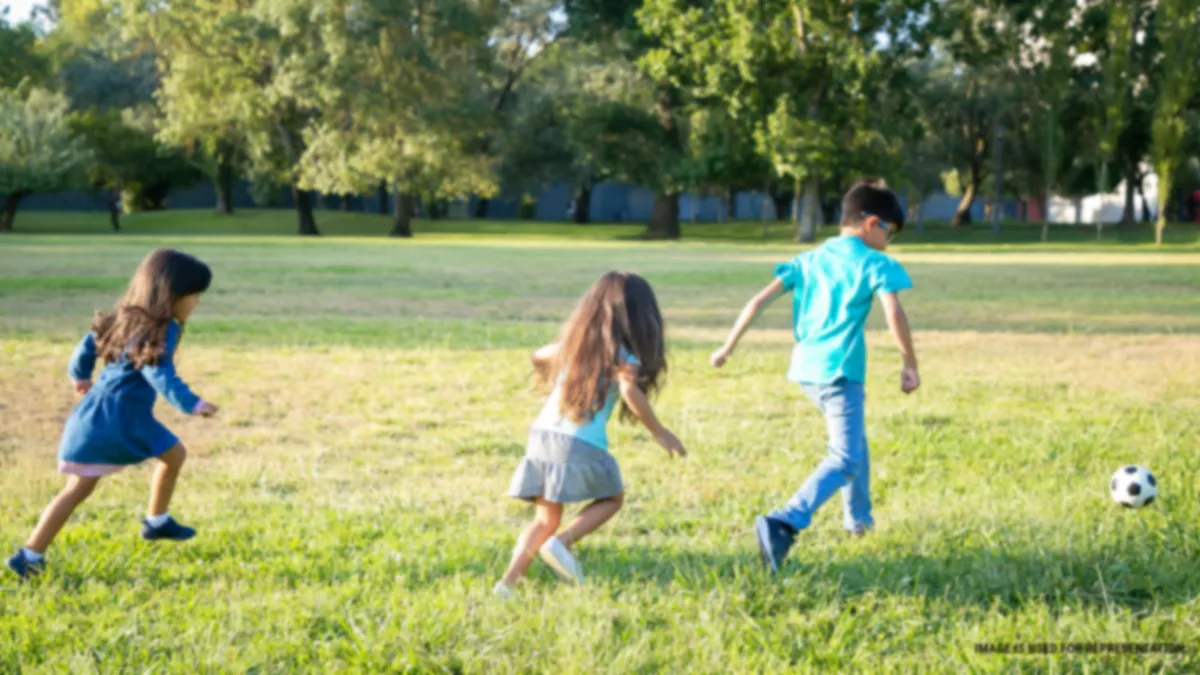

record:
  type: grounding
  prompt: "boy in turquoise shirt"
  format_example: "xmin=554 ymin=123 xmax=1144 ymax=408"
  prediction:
xmin=711 ymin=179 xmax=920 ymax=574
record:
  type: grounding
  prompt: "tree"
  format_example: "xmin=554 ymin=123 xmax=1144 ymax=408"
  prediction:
xmin=127 ymin=0 xmax=328 ymax=235
xmin=895 ymin=61 xmax=950 ymax=234
xmin=1150 ymin=0 xmax=1200 ymax=244
xmin=640 ymin=0 xmax=932 ymax=241
xmin=492 ymin=42 xmax=618 ymax=225
xmin=566 ymin=0 xmax=692 ymax=239
xmin=1085 ymin=0 xmax=1136 ymax=238
xmin=0 ymin=87 xmax=91 ymax=231
xmin=52 ymin=12 xmax=204 ymax=218
xmin=291 ymin=0 xmax=499 ymax=238
xmin=0 ymin=11 xmax=49 ymax=89
xmin=469 ymin=0 xmax=565 ymax=219
xmin=1000 ymin=0 xmax=1075 ymax=240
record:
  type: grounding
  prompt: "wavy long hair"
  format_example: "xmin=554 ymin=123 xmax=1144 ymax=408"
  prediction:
xmin=540 ymin=272 xmax=666 ymax=424
xmin=92 ymin=249 xmax=212 ymax=368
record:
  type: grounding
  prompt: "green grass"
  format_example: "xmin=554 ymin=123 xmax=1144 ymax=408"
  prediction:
xmin=10 ymin=207 xmax=1200 ymax=248
xmin=1 ymin=212 xmax=1198 ymax=672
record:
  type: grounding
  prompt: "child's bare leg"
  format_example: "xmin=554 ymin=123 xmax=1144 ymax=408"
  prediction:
xmin=148 ymin=444 xmax=187 ymax=517
xmin=500 ymin=498 xmax=562 ymax=587
xmin=556 ymin=492 xmax=624 ymax=548
xmin=26 ymin=475 xmax=101 ymax=553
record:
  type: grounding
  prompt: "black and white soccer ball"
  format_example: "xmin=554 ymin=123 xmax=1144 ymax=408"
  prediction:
xmin=1110 ymin=465 xmax=1157 ymax=508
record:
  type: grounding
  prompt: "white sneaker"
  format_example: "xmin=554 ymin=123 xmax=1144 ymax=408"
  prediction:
xmin=539 ymin=537 xmax=584 ymax=584
xmin=492 ymin=582 xmax=513 ymax=600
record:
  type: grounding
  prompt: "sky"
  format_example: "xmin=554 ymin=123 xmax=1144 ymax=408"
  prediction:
xmin=3 ymin=0 xmax=40 ymax=23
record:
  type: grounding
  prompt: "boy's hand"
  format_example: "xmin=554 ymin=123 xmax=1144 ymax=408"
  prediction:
xmin=73 ymin=379 xmax=92 ymax=395
xmin=655 ymin=429 xmax=687 ymax=459
xmin=901 ymin=367 xmax=920 ymax=394
xmin=194 ymin=400 xmax=220 ymax=417
xmin=709 ymin=345 xmax=731 ymax=368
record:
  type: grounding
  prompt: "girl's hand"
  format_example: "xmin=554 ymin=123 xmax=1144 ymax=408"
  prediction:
xmin=73 ymin=379 xmax=92 ymax=395
xmin=194 ymin=400 xmax=220 ymax=417
xmin=655 ymin=429 xmax=687 ymax=459
xmin=901 ymin=367 xmax=920 ymax=394
xmin=709 ymin=345 xmax=732 ymax=368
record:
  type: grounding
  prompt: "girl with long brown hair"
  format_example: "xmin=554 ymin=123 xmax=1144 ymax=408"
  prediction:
xmin=8 ymin=249 xmax=219 ymax=579
xmin=494 ymin=272 xmax=686 ymax=597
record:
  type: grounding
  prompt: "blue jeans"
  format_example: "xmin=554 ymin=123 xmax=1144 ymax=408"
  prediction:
xmin=768 ymin=380 xmax=873 ymax=533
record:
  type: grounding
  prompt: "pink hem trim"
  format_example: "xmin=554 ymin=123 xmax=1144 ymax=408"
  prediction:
xmin=58 ymin=461 xmax=127 ymax=477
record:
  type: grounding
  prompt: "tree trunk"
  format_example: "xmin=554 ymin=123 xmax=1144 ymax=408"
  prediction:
xmin=1040 ymin=190 xmax=1050 ymax=243
xmin=690 ymin=193 xmax=698 ymax=224
xmin=760 ymin=180 xmax=770 ymax=237
xmin=645 ymin=191 xmax=680 ymax=239
xmin=473 ymin=198 xmax=489 ymax=219
xmin=0 ymin=190 xmax=29 ymax=232
xmin=1121 ymin=168 xmax=1136 ymax=225
xmin=573 ymin=183 xmax=592 ymax=224
xmin=726 ymin=189 xmax=736 ymax=221
xmin=1155 ymin=165 xmax=1172 ymax=246
xmin=791 ymin=177 xmax=801 ymax=227
xmin=1136 ymin=177 xmax=1151 ymax=222
xmin=293 ymin=187 xmax=320 ymax=235
xmin=390 ymin=190 xmax=415 ymax=238
xmin=990 ymin=121 xmax=1004 ymax=234
xmin=906 ymin=186 xmax=921 ymax=235
xmin=109 ymin=187 xmax=121 ymax=232
xmin=1074 ymin=196 xmax=1083 ymax=225
xmin=796 ymin=177 xmax=819 ymax=243
xmin=952 ymin=165 xmax=979 ymax=226
xmin=771 ymin=189 xmax=790 ymax=222
xmin=916 ymin=187 xmax=926 ymax=234
xmin=341 ymin=194 xmax=351 ymax=212
xmin=377 ymin=180 xmax=389 ymax=216
xmin=216 ymin=159 xmax=235 ymax=215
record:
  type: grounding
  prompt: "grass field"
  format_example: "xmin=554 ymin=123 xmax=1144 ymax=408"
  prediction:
xmin=1 ymin=211 xmax=1198 ymax=673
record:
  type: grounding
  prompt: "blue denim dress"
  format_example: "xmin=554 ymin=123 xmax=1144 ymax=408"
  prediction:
xmin=58 ymin=320 xmax=200 ymax=470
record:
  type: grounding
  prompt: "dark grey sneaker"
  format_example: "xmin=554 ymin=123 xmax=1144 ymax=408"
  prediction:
xmin=754 ymin=516 xmax=795 ymax=575
xmin=7 ymin=550 xmax=45 ymax=580
xmin=141 ymin=516 xmax=196 ymax=542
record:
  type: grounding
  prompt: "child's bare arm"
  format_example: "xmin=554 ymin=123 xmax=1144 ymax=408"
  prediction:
xmin=879 ymin=292 xmax=920 ymax=393
xmin=616 ymin=366 xmax=686 ymax=458
xmin=711 ymin=278 xmax=786 ymax=367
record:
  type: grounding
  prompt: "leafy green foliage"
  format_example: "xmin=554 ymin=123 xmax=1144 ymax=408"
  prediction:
xmin=0 ymin=87 xmax=91 ymax=230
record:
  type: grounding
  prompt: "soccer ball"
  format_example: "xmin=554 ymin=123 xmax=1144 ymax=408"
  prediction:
xmin=1110 ymin=465 xmax=1157 ymax=508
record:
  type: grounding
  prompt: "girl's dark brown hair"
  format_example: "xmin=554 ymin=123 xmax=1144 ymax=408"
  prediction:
xmin=542 ymin=271 xmax=666 ymax=424
xmin=92 ymin=248 xmax=212 ymax=368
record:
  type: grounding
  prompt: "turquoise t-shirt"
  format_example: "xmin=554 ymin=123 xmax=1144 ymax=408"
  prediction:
xmin=531 ymin=349 xmax=641 ymax=451
xmin=775 ymin=236 xmax=912 ymax=385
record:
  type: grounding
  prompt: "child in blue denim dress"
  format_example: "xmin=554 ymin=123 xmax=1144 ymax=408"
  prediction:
xmin=493 ymin=272 xmax=687 ymax=598
xmin=7 ymin=249 xmax=219 ymax=579
xmin=711 ymin=180 xmax=921 ymax=574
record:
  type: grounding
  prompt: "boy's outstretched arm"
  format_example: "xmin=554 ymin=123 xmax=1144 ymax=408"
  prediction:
xmin=879 ymin=292 xmax=920 ymax=393
xmin=710 ymin=278 xmax=786 ymax=368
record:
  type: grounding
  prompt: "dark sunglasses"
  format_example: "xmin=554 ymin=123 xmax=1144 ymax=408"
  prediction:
xmin=862 ymin=211 xmax=898 ymax=240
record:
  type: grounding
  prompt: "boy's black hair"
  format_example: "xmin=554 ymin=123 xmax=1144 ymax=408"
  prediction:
xmin=840 ymin=178 xmax=905 ymax=232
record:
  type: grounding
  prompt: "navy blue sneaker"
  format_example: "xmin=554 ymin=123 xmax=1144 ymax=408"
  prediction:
xmin=754 ymin=516 xmax=795 ymax=575
xmin=141 ymin=516 xmax=196 ymax=542
xmin=7 ymin=550 xmax=45 ymax=580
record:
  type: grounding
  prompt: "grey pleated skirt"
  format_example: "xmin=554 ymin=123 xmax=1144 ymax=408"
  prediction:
xmin=507 ymin=430 xmax=624 ymax=503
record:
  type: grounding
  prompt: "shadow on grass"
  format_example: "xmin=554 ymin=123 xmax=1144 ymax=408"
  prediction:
xmin=548 ymin=539 xmax=1199 ymax=614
